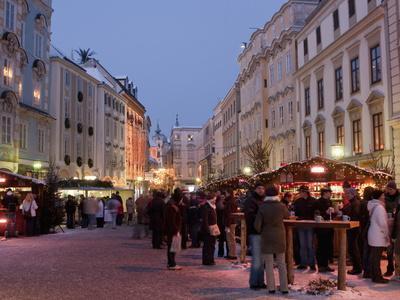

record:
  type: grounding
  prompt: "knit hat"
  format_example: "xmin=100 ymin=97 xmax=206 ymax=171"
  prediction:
xmin=297 ymin=185 xmax=309 ymax=193
xmin=254 ymin=181 xmax=265 ymax=188
xmin=265 ymin=185 xmax=279 ymax=197
xmin=387 ymin=180 xmax=397 ymax=190
xmin=320 ymin=186 xmax=332 ymax=194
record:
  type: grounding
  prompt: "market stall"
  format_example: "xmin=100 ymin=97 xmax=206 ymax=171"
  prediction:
xmin=0 ymin=170 xmax=45 ymax=236
xmin=252 ymin=157 xmax=392 ymax=202
xmin=203 ymin=175 xmax=251 ymax=192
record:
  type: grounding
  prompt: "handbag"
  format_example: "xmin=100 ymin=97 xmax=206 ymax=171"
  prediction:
xmin=23 ymin=201 xmax=33 ymax=218
xmin=170 ymin=233 xmax=182 ymax=253
xmin=209 ymin=224 xmax=220 ymax=236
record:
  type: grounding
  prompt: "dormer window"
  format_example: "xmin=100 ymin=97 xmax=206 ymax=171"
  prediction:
xmin=5 ymin=1 xmax=16 ymax=31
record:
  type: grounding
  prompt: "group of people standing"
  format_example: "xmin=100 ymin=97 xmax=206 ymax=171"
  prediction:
xmin=64 ymin=192 xmax=131 ymax=230
xmin=143 ymin=188 xmax=239 ymax=270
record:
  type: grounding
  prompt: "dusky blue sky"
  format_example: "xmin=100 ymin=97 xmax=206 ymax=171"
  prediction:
xmin=52 ymin=0 xmax=286 ymax=135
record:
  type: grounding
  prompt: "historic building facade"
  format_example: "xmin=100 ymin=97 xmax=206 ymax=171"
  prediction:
xmin=49 ymin=52 xmax=98 ymax=180
xmin=0 ymin=0 xmax=52 ymax=175
xmin=221 ymin=85 xmax=240 ymax=178
xmin=212 ymin=100 xmax=223 ymax=178
xmin=296 ymin=0 xmax=391 ymax=167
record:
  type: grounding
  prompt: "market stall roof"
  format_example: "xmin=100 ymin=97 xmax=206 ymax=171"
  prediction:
xmin=58 ymin=179 xmax=114 ymax=189
xmin=0 ymin=169 xmax=45 ymax=187
xmin=203 ymin=175 xmax=251 ymax=191
xmin=251 ymin=157 xmax=392 ymax=186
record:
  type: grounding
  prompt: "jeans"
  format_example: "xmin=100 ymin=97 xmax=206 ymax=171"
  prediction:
xmin=152 ymin=229 xmax=163 ymax=249
xmin=25 ymin=217 xmax=36 ymax=236
xmin=370 ymin=246 xmax=385 ymax=281
xmin=249 ymin=234 xmax=265 ymax=287
xmin=226 ymin=224 xmax=237 ymax=257
xmin=347 ymin=229 xmax=362 ymax=271
xmin=88 ymin=214 xmax=96 ymax=230
xmin=167 ymin=236 xmax=176 ymax=267
xmin=298 ymin=228 xmax=315 ymax=267
xmin=81 ymin=214 xmax=89 ymax=228
xmin=189 ymin=223 xmax=201 ymax=247
xmin=218 ymin=225 xmax=228 ymax=257
xmin=386 ymin=243 xmax=394 ymax=273
xmin=264 ymin=253 xmax=288 ymax=292
xmin=6 ymin=212 xmax=16 ymax=237
xmin=203 ymin=234 xmax=216 ymax=265
xmin=316 ymin=229 xmax=333 ymax=268
xmin=110 ymin=212 xmax=117 ymax=229
xmin=362 ymin=236 xmax=371 ymax=276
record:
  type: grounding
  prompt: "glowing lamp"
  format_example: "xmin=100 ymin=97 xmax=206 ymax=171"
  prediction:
xmin=243 ymin=167 xmax=252 ymax=175
xmin=33 ymin=162 xmax=42 ymax=170
xmin=195 ymin=177 xmax=201 ymax=183
xmin=0 ymin=218 xmax=7 ymax=224
xmin=84 ymin=175 xmax=97 ymax=181
xmin=0 ymin=177 xmax=6 ymax=183
xmin=331 ymin=144 xmax=344 ymax=160
xmin=136 ymin=176 xmax=144 ymax=182
xmin=311 ymin=166 xmax=325 ymax=174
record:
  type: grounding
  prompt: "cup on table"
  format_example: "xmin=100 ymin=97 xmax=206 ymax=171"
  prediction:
xmin=342 ymin=215 xmax=350 ymax=221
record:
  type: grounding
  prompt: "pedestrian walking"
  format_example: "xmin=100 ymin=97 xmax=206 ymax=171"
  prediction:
xmin=80 ymin=195 xmax=88 ymax=228
xmin=86 ymin=195 xmax=99 ymax=230
xmin=20 ymin=193 xmax=38 ymax=236
xmin=65 ymin=195 xmax=77 ymax=229
xmin=174 ymin=188 xmax=188 ymax=249
xmin=244 ymin=182 xmax=266 ymax=290
xmin=224 ymin=189 xmax=238 ymax=259
xmin=147 ymin=190 xmax=165 ymax=249
xmin=126 ymin=197 xmax=134 ymax=225
xmin=115 ymin=192 xmax=124 ymax=226
xmin=133 ymin=194 xmax=150 ymax=238
xmin=315 ymin=187 xmax=334 ymax=273
xmin=164 ymin=193 xmax=182 ymax=270
xmin=2 ymin=189 xmax=19 ymax=237
xmin=201 ymin=193 xmax=218 ymax=266
xmin=342 ymin=187 xmax=362 ymax=275
xmin=96 ymin=198 xmax=105 ymax=228
xmin=368 ymin=189 xmax=390 ymax=283
xmin=216 ymin=192 xmax=228 ymax=257
xmin=108 ymin=194 xmax=121 ymax=229
xmin=254 ymin=185 xmax=289 ymax=295
xmin=188 ymin=192 xmax=201 ymax=248
xmin=384 ymin=181 xmax=400 ymax=277
xmin=293 ymin=185 xmax=317 ymax=271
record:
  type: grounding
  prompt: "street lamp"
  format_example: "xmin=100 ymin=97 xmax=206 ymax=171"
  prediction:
xmin=331 ymin=144 xmax=345 ymax=160
xmin=243 ymin=166 xmax=252 ymax=176
xmin=33 ymin=162 xmax=42 ymax=179
xmin=195 ymin=177 xmax=201 ymax=184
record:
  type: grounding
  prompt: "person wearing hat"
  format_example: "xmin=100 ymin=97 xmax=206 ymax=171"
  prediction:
xmin=384 ymin=180 xmax=400 ymax=276
xmin=244 ymin=182 xmax=266 ymax=290
xmin=293 ymin=185 xmax=317 ymax=270
xmin=314 ymin=187 xmax=334 ymax=272
xmin=254 ymin=185 xmax=289 ymax=294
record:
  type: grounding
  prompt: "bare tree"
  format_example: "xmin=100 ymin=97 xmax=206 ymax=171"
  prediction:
xmin=243 ymin=138 xmax=273 ymax=174
xmin=367 ymin=151 xmax=394 ymax=175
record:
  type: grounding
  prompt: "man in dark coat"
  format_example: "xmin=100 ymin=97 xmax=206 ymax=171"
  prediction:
xmin=224 ymin=189 xmax=238 ymax=259
xmin=188 ymin=192 xmax=201 ymax=248
xmin=2 ymin=189 xmax=18 ymax=237
xmin=293 ymin=185 xmax=317 ymax=270
xmin=342 ymin=187 xmax=362 ymax=274
xmin=147 ymin=190 xmax=166 ymax=249
xmin=65 ymin=195 xmax=77 ymax=229
xmin=244 ymin=182 xmax=266 ymax=290
xmin=314 ymin=187 xmax=334 ymax=272
xmin=201 ymin=193 xmax=218 ymax=266
xmin=177 ymin=189 xmax=189 ymax=249
xmin=164 ymin=194 xmax=182 ymax=270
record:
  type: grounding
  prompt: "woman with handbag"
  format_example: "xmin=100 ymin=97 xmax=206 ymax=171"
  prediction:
xmin=164 ymin=193 xmax=182 ymax=270
xmin=20 ymin=193 xmax=38 ymax=236
xmin=201 ymin=193 xmax=219 ymax=266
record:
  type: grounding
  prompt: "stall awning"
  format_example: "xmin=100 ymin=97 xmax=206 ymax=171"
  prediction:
xmin=0 ymin=169 xmax=45 ymax=187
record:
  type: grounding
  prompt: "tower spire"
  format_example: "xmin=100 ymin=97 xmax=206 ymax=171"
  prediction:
xmin=155 ymin=121 xmax=161 ymax=134
xmin=175 ymin=113 xmax=180 ymax=127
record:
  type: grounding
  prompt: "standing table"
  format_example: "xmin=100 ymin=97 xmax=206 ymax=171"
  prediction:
xmin=283 ymin=220 xmax=360 ymax=291
xmin=232 ymin=212 xmax=247 ymax=263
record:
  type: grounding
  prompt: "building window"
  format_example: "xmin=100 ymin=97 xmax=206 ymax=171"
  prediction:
xmin=1 ymin=116 xmax=12 ymax=145
xmin=317 ymin=78 xmax=324 ymax=109
xmin=272 ymin=110 xmax=276 ymax=128
xmin=348 ymin=0 xmax=356 ymax=18
xmin=34 ymin=33 xmax=43 ymax=58
xmin=264 ymin=79 xmax=268 ymax=88
xmin=105 ymin=117 xmax=110 ymax=137
xmin=316 ymin=26 xmax=321 ymax=45
xmin=277 ymin=60 xmax=282 ymax=81
xmin=303 ymin=38 xmax=308 ymax=56
xmin=65 ymin=71 xmax=71 ymax=87
xmin=370 ymin=44 xmax=381 ymax=84
xmin=281 ymin=148 xmax=285 ymax=164
xmin=269 ymin=64 xmax=274 ymax=85
xmin=333 ymin=9 xmax=340 ymax=31
xmin=38 ymin=128 xmax=45 ymax=153
xmin=336 ymin=125 xmax=344 ymax=145
xmin=288 ymin=101 xmax=293 ymax=121
xmin=3 ymin=59 xmax=13 ymax=86
xmin=5 ymin=1 xmax=15 ymax=31
xmin=351 ymin=57 xmax=360 ymax=93
xmin=352 ymin=119 xmax=362 ymax=154
xmin=373 ymin=112 xmax=384 ymax=151
xmin=305 ymin=87 xmax=310 ymax=116
xmin=318 ymin=131 xmax=325 ymax=156
xmin=64 ymin=97 xmax=70 ymax=118
xmin=335 ymin=67 xmax=343 ymax=101
xmin=19 ymin=123 xmax=27 ymax=149
xmin=265 ymin=119 xmax=268 ymax=128
xmin=20 ymin=22 xmax=25 ymax=47
xmin=286 ymin=52 xmax=292 ymax=74
xmin=305 ymin=136 xmax=311 ymax=159
xmin=64 ymin=135 xmax=69 ymax=156
xmin=279 ymin=106 xmax=284 ymax=124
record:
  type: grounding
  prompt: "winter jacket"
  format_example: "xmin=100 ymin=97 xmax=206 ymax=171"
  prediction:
xmin=126 ymin=198 xmax=134 ymax=214
xmin=224 ymin=196 xmax=238 ymax=226
xmin=107 ymin=198 xmax=121 ymax=212
xmin=254 ymin=196 xmax=289 ymax=254
xmin=135 ymin=196 xmax=150 ymax=224
xmin=147 ymin=197 xmax=165 ymax=231
xmin=341 ymin=197 xmax=360 ymax=221
xmin=314 ymin=197 xmax=333 ymax=220
xmin=164 ymin=201 xmax=181 ymax=238
xmin=392 ymin=204 xmax=400 ymax=253
xmin=385 ymin=191 xmax=400 ymax=214
xmin=2 ymin=194 xmax=18 ymax=212
xmin=244 ymin=192 xmax=265 ymax=235
xmin=201 ymin=202 xmax=217 ymax=234
xmin=96 ymin=200 xmax=104 ymax=218
xmin=367 ymin=199 xmax=390 ymax=247
xmin=85 ymin=197 xmax=99 ymax=215
xmin=293 ymin=196 xmax=317 ymax=220
xmin=20 ymin=200 xmax=38 ymax=217
xmin=65 ymin=199 xmax=77 ymax=214
xmin=188 ymin=198 xmax=201 ymax=226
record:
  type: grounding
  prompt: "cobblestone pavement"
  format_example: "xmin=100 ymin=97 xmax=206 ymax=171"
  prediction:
xmin=0 ymin=227 xmax=398 ymax=300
